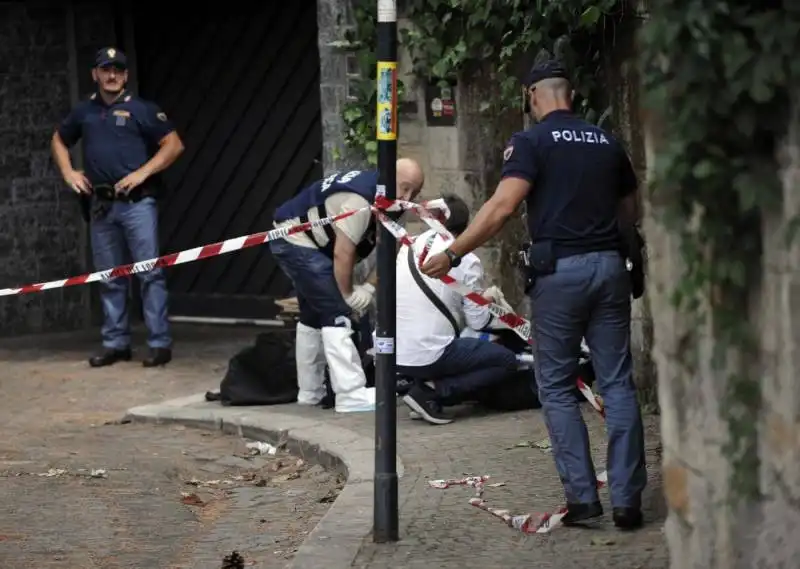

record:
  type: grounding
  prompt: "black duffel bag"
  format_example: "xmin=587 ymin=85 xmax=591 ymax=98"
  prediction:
xmin=206 ymin=331 xmax=299 ymax=406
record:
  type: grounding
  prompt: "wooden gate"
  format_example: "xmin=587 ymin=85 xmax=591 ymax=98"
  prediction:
xmin=131 ymin=2 xmax=322 ymax=319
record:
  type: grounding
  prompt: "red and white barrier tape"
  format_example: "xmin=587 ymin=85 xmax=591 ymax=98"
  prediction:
xmin=0 ymin=205 xmax=370 ymax=297
xmin=374 ymin=198 xmax=534 ymax=342
xmin=0 ymin=197 xmax=446 ymax=299
xmin=469 ymin=498 xmax=568 ymax=534
xmin=427 ymin=472 xmax=607 ymax=535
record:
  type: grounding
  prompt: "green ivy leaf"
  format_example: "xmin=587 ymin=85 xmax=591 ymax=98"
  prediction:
xmin=580 ymin=6 xmax=602 ymax=28
xmin=343 ymin=106 xmax=364 ymax=122
xmin=692 ymin=160 xmax=715 ymax=179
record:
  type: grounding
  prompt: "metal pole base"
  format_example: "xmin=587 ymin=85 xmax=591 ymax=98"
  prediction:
xmin=373 ymin=472 xmax=399 ymax=542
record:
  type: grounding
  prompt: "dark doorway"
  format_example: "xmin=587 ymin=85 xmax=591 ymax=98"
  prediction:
xmin=131 ymin=2 xmax=322 ymax=319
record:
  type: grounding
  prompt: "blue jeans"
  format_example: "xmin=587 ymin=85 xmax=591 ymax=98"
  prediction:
xmin=530 ymin=250 xmax=646 ymax=508
xmin=90 ymin=198 xmax=171 ymax=350
xmin=269 ymin=239 xmax=351 ymax=329
xmin=397 ymin=337 xmax=518 ymax=402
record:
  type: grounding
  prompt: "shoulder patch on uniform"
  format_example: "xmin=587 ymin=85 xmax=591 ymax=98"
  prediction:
xmin=503 ymin=145 xmax=514 ymax=162
xmin=156 ymin=112 xmax=167 ymax=121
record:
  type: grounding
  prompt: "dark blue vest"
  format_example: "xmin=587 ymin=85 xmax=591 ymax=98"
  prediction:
xmin=273 ymin=170 xmax=378 ymax=260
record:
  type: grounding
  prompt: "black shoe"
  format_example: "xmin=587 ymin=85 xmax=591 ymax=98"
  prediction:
xmin=562 ymin=501 xmax=604 ymax=526
xmin=396 ymin=375 xmax=414 ymax=396
xmin=613 ymin=507 xmax=643 ymax=530
xmin=142 ymin=348 xmax=172 ymax=367
xmin=402 ymin=384 xmax=452 ymax=425
xmin=89 ymin=348 xmax=132 ymax=368
xmin=318 ymin=392 xmax=335 ymax=410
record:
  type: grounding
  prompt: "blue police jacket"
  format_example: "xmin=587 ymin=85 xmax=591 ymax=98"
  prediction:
xmin=501 ymin=110 xmax=638 ymax=259
xmin=273 ymin=169 xmax=379 ymax=260
xmin=57 ymin=90 xmax=176 ymax=189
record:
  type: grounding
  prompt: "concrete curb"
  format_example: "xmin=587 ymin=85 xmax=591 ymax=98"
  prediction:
xmin=124 ymin=394 xmax=404 ymax=569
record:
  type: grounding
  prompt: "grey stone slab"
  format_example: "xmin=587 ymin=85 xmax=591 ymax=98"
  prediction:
xmin=214 ymin=456 xmax=259 ymax=470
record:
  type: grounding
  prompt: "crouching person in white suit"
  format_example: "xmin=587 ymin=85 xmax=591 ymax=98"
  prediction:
xmin=269 ymin=160 xmax=425 ymax=412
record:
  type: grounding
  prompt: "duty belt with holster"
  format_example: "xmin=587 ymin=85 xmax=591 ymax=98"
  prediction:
xmin=517 ymin=224 xmax=646 ymax=299
xmin=79 ymin=182 xmax=156 ymax=222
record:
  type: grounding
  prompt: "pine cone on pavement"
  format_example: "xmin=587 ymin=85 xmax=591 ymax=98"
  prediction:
xmin=221 ymin=551 xmax=245 ymax=569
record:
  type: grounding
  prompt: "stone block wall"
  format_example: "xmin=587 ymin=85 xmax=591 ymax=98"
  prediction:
xmin=0 ymin=2 xmax=87 ymax=335
xmin=390 ymin=20 xmax=527 ymax=299
xmin=316 ymin=0 xmax=367 ymax=174
xmin=0 ymin=1 xmax=119 ymax=336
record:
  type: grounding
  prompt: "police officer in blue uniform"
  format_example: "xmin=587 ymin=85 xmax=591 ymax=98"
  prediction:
xmin=51 ymin=47 xmax=185 ymax=368
xmin=270 ymin=159 xmax=424 ymax=413
xmin=421 ymin=61 xmax=646 ymax=529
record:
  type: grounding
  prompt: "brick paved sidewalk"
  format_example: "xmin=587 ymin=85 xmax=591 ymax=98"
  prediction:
xmin=0 ymin=326 xmax=340 ymax=569
xmin=5 ymin=325 xmax=667 ymax=568
xmin=261 ymin=400 xmax=668 ymax=569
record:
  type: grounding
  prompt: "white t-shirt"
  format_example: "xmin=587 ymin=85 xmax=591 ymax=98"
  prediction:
xmin=396 ymin=229 xmax=492 ymax=367
xmin=275 ymin=193 xmax=372 ymax=248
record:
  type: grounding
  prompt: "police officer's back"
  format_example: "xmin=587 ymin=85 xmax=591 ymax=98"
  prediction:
xmin=504 ymin=74 xmax=638 ymax=263
xmin=509 ymin=61 xmax=646 ymax=529
xmin=420 ymin=60 xmax=646 ymax=529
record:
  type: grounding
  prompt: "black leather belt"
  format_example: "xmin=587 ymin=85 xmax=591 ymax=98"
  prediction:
xmin=94 ymin=183 xmax=148 ymax=203
xmin=90 ymin=183 xmax=151 ymax=220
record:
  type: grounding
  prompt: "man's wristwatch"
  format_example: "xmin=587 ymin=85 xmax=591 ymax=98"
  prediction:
xmin=443 ymin=248 xmax=462 ymax=268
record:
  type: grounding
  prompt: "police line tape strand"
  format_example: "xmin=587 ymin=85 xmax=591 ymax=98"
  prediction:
xmin=427 ymin=471 xmax=609 ymax=534
xmin=373 ymin=199 xmax=534 ymax=343
xmin=0 ymin=205 xmax=371 ymax=297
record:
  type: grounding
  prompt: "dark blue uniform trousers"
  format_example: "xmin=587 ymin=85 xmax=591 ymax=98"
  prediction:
xmin=530 ymin=250 xmax=646 ymax=508
xmin=90 ymin=198 xmax=171 ymax=350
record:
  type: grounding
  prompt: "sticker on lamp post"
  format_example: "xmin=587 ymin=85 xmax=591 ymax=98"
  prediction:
xmin=375 ymin=336 xmax=395 ymax=354
xmin=376 ymin=61 xmax=397 ymax=141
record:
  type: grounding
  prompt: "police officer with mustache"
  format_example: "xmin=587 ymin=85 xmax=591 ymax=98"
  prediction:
xmin=51 ymin=47 xmax=185 ymax=368
xmin=421 ymin=60 xmax=647 ymax=529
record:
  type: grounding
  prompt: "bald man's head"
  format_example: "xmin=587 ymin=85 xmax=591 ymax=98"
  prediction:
xmin=396 ymin=157 xmax=424 ymax=201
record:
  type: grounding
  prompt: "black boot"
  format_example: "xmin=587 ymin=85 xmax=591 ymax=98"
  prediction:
xmin=89 ymin=348 xmax=132 ymax=368
xmin=142 ymin=347 xmax=172 ymax=367
xmin=613 ymin=507 xmax=643 ymax=530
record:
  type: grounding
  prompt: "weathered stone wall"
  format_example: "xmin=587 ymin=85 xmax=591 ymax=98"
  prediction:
xmin=316 ymin=0 xmax=367 ymax=174
xmin=605 ymin=14 xmax=658 ymax=403
xmin=0 ymin=1 xmax=116 ymax=336
xmin=392 ymin=23 xmax=526 ymax=301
